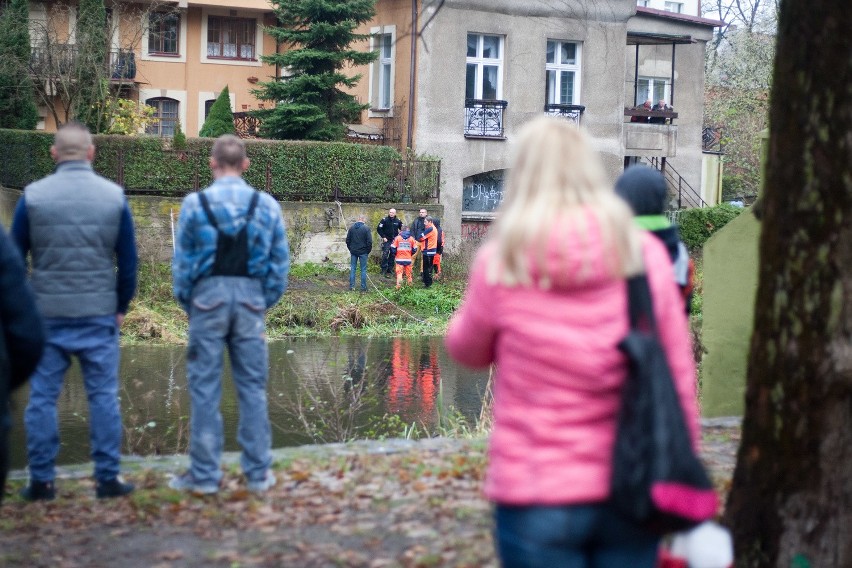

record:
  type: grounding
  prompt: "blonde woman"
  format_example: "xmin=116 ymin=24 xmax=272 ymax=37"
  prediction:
xmin=445 ymin=117 xmax=698 ymax=567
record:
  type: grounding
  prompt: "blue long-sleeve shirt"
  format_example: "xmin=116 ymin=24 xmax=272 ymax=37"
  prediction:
xmin=11 ymin=195 xmax=138 ymax=315
xmin=172 ymin=176 xmax=289 ymax=311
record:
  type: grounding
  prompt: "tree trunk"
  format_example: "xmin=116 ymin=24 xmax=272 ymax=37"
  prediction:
xmin=723 ymin=1 xmax=852 ymax=567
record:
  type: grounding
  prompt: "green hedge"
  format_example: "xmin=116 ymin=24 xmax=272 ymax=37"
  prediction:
xmin=0 ymin=129 xmax=432 ymax=202
xmin=677 ymin=203 xmax=744 ymax=249
xmin=0 ymin=130 xmax=55 ymax=187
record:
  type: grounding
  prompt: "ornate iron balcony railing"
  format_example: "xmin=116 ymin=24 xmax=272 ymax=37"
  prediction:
xmin=464 ymin=99 xmax=508 ymax=138
xmin=544 ymin=104 xmax=585 ymax=125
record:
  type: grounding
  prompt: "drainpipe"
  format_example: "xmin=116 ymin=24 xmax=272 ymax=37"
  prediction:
xmin=406 ymin=0 xmax=418 ymax=151
xmin=633 ymin=44 xmax=639 ymax=106
xmin=670 ymin=44 xmax=676 ymax=107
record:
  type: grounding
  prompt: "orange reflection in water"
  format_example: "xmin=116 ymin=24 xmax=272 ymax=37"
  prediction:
xmin=385 ymin=338 xmax=441 ymax=424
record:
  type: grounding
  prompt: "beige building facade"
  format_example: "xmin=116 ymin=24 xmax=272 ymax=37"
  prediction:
xmin=29 ymin=0 xmax=277 ymax=136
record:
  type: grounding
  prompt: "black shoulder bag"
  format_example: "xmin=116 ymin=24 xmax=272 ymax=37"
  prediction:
xmin=610 ymin=274 xmax=718 ymax=535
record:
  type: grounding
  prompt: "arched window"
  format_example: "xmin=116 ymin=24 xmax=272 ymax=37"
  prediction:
xmin=145 ymin=97 xmax=179 ymax=137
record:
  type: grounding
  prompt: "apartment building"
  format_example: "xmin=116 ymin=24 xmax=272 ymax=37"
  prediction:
xmin=24 ymin=1 xmax=720 ymax=245
xmin=28 ymin=0 xmax=277 ymax=136
xmin=349 ymin=0 xmax=721 ymax=245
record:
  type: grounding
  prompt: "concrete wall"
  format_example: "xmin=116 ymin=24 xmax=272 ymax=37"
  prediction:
xmin=700 ymin=210 xmax=760 ymax=417
xmin=0 ymin=187 xmax=441 ymax=265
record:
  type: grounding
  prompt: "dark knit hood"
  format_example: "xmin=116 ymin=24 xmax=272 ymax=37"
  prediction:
xmin=614 ymin=166 xmax=667 ymax=216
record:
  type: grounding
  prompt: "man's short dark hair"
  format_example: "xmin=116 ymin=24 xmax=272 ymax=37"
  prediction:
xmin=211 ymin=135 xmax=246 ymax=169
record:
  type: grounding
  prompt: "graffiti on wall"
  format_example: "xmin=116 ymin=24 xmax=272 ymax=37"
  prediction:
xmin=462 ymin=170 xmax=506 ymax=213
xmin=461 ymin=222 xmax=491 ymax=242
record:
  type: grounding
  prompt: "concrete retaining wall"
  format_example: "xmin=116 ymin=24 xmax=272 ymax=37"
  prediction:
xmin=0 ymin=186 xmax=440 ymax=265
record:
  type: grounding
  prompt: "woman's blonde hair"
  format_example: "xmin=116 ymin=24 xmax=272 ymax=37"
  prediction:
xmin=486 ymin=116 xmax=644 ymax=287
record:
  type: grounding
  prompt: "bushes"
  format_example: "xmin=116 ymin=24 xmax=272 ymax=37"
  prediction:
xmin=677 ymin=203 xmax=743 ymax=249
xmin=0 ymin=128 xmax=424 ymax=201
xmin=0 ymin=130 xmax=55 ymax=188
xmin=199 ymin=87 xmax=235 ymax=138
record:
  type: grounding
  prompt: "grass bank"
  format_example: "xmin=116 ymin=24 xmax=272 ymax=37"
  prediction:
xmin=122 ymin=259 xmax=467 ymax=345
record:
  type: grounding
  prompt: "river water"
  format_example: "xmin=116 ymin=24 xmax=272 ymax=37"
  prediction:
xmin=7 ymin=336 xmax=739 ymax=470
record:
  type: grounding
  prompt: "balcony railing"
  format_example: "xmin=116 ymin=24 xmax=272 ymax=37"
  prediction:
xmin=624 ymin=107 xmax=678 ymax=124
xmin=464 ymin=99 xmax=508 ymax=139
xmin=545 ymin=104 xmax=585 ymax=125
xmin=29 ymin=46 xmax=136 ymax=81
xmin=109 ymin=50 xmax=136 ymax=81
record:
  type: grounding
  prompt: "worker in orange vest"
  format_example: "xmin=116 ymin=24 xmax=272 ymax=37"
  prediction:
xmin=390 ymin=225 xmax=419 ymax=289
xmin=418 ymin=216 xmax=439 ymax=288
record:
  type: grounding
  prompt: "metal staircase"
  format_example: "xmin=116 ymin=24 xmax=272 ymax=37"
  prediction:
xmin=642 ymin=157 xmax=707 ymax=210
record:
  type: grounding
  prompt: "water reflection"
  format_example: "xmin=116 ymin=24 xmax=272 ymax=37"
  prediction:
xmin=7 ymin=337 xmax=491 ymax=470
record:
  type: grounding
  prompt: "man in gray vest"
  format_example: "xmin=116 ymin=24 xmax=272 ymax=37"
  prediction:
xmin=11 ymin=121 xmax=138 ymax=501
xmin=170 ymin=135 xmax=289 ymax=494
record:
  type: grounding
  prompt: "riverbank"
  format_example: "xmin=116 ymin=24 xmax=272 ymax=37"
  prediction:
xmin=1 ymin=419 xmax=740 ymax=568
xmin=123 ymin=261 xmax=465 ymax=344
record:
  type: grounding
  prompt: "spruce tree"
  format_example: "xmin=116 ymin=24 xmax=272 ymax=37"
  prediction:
xmin=255 ymin=0 xmax=378 ymax=141
xmin=75 ymin=0 xmax=109 ymax=132
xmin=0 ymin=0 xmax=40 ymax=129
xmin=199 ymin=87 xmax=235 ymax=138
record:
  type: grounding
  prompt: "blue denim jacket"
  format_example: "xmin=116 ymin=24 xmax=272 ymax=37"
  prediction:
xmin=172 ymin=176 xmax=289 ymax=311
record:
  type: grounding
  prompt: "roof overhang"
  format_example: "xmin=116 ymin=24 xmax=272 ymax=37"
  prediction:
xmin=627 ymin=32 xmax=695 ymax=46
xmin=635 ymin=6 xmax=725 ymax=28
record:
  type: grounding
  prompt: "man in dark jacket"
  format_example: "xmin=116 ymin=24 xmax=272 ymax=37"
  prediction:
xmin=346 ymin=214 xmax=373 ymax=291
xmin=411 ymin=208 xmax=428 ymax=275
xmin=376 ymin=208 xmax=402 ymax=277
xmin=0 ymin=225 xmax=45 ymax=506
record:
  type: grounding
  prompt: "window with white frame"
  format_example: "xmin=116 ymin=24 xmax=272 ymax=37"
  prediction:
xmin=636 ymin=77 xmax=670 ymax=106
xmin=369 ymin=27 xmax=395 ymax=111
xmin=636 ymin=0 xmax=650 ymax=6
xmin=465 ymin=33 xmax=504 ymax=100
xmin=545 ymin=40 xmax=581 ymax=105
xmin=207 ymin=15 xmax=256 ymax=60
xmin=146 ymin=97 xmax=179 ymax=137
xmin=664 ymin=2 xmax=684 ymax=13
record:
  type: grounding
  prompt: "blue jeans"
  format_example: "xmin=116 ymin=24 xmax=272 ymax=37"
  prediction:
xmin=25 ymin=315 xmax=122 ymax=483
xmin=186 ymin=277 xmax=271 ymax=486
xmin=350 ymin=253 xmax=368 ymax=290
xmin=495 ymin=503 xmax=660 ymax=568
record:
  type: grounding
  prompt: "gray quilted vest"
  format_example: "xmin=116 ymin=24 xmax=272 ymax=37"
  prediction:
xmin=24 ymin=161 xmax=125 ymax=318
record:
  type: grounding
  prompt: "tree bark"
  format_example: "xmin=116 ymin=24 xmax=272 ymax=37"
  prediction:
xmin=723 ymin=1 xmax=852 ymax=567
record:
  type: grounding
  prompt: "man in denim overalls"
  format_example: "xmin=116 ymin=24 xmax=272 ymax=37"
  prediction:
xmin=171 ymin=135 xmax=289 ymax=494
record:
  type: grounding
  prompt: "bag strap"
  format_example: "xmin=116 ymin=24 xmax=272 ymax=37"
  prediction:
xmin=197 ymin=191 xmax=260 ymax=229
xmin=625 ymin=274 xmax=658 ymax=335
xmin=197 ymin=191 xmax=218 ymax=230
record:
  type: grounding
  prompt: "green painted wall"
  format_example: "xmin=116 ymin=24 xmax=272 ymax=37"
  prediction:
xmin=701 ymin=210 xmax=761 ymax=417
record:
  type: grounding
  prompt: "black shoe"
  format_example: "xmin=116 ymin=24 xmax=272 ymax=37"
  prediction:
xmin=96 ymin=477 xmax=135 ymax=499
xmin=20 ymin=480 xmax=56 ymax=502
xmin=383 ymin=272 xmax=391 ymax=278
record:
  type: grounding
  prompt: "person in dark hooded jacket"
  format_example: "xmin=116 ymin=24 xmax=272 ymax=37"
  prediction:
xmin=0 ymin=225 xmax=45 ymax=505
xmin=615 ymin=165 xmax=694 ymax=314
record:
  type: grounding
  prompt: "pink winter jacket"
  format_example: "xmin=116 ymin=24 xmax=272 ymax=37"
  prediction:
xmin=445 ymin=221 xmax=698 ymax=506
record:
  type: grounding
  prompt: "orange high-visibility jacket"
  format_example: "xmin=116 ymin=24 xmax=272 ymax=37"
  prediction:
xmin=391 ymin=234 xmax=418 ymax=265
xmin=420 ymin=226 xmax=438 ymax=255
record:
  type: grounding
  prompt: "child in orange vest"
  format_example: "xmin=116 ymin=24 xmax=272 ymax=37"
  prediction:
xmin=391 ymin=226 xmax=419 ymax=289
